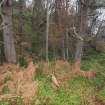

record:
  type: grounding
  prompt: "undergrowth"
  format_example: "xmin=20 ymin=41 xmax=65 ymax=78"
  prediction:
xmin=33 ymin=52 xmax=105 ymax=105
xmin=1 ymin=52 xmax=105 ymax=105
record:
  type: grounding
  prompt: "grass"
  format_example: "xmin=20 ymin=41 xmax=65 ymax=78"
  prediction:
xmin=97 ymin=86 xmax=105 ymax=102
xmin=34 ymin=76 xmax=82 ymax=105
xmin=32 ymin=52 xmax=105 ymax=105
xmin=1 ymin=51 xmax=105 ymax=105
xmin=31 ymin=75 xmax=96 ymax=105
xmin=0 ymin=101 xmax=10 ymax=105
xmin=0 ymin=97 xmax=23 ymax=105
xmin=2 ymin=86 xmax=10 ymax=94
xmin=81 ymin=52 xmax=105 ymax=104
xmin=68 ymin=76 xmax=95 ymax=105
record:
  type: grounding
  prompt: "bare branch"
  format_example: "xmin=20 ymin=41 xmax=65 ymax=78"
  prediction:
xmin=72 ymin=27 xmax=84 ymax=41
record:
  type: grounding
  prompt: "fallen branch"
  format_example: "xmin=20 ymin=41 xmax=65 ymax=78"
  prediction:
xmin=51 ymin=74 xmax=60 ymax=88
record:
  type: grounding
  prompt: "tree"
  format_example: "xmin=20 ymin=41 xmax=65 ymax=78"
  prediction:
xmin=18 ymin=0 xmax=25 ymax=34
xmin=74 ymin=0 xmax=89 ymax=71
xmin=54 ymin=0 xmax=70 ymax=60
xmin=46 ymin=0 xmax=50 ymax=62
xmin=2 ymin=0 xmax=16 ymax=63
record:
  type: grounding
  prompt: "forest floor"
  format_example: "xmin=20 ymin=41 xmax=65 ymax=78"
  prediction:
xmin=1 ymin=52 xmax=105 ymax=105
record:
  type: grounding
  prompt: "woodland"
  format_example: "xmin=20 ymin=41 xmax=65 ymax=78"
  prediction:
xmin=1 ymin=0 xmax=105 ymax=105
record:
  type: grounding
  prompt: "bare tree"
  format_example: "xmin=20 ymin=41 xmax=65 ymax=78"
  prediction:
xmin=74 ymin=0 xmax=89 ymax=71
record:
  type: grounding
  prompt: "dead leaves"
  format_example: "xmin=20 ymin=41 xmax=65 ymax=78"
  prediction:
xmin=0 ymin=62 xmax=38 ymax=104
xmin=0 ymin=60 xmax=97 ymax=104
xmin=78 ymin=70 xmax=96 ymax=79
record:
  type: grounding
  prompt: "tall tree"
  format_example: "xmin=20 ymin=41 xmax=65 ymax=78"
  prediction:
xmin=18 ymin=0 xmax=25 ymax=34
xmin=54 ymin=0 xmax=69 ymax=60
xmin=2 ymin=0 xmax=16 ymax=63
xmin=74 ymin=0 xmax=89 ymax=71
xmin=46 ymin=0 xmax=50 ymax=62
xmin=17 ymin=0 xmax=25 ymax=57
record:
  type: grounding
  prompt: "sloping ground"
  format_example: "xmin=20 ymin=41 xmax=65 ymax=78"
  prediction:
xmin=0 ymin=60 xmax=105 ymax=105
xmin=34 ymin=76 xmax=96 ymax=105
xmin=35 ymin=60 xmax=105 ymax=105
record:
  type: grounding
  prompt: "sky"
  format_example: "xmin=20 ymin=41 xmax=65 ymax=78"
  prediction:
xmin=98 ymin=9 xmax=105 ymax=20
xmin=16 ymin=0 xmax=105 ymax=21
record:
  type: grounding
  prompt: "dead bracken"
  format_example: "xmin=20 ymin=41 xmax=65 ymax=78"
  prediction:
xmin=0 ymin=62 xmax=38 ymax=104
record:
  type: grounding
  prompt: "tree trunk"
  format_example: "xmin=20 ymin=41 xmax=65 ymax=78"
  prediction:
xmin=18 ymin=0 xmax=25 ymax=57
xmin=62 ymin=37 xmax=66 ymax=60
xmin=66 ymin=28 xmax=69 ymax=60
xmin=74 ymin=0 xmax=88 ymax=71
xmin=74 ymin=40 xmax=83 ymax=71
xmin=46 ymin=0 xmax=50 ymax=62
xmin=0 ymin=33 xmax=4 ymax=64
xmin=18 ymin=0 xmax=24 ymax=33
xmin=2 ymin=0 xmax=16 ymax=63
